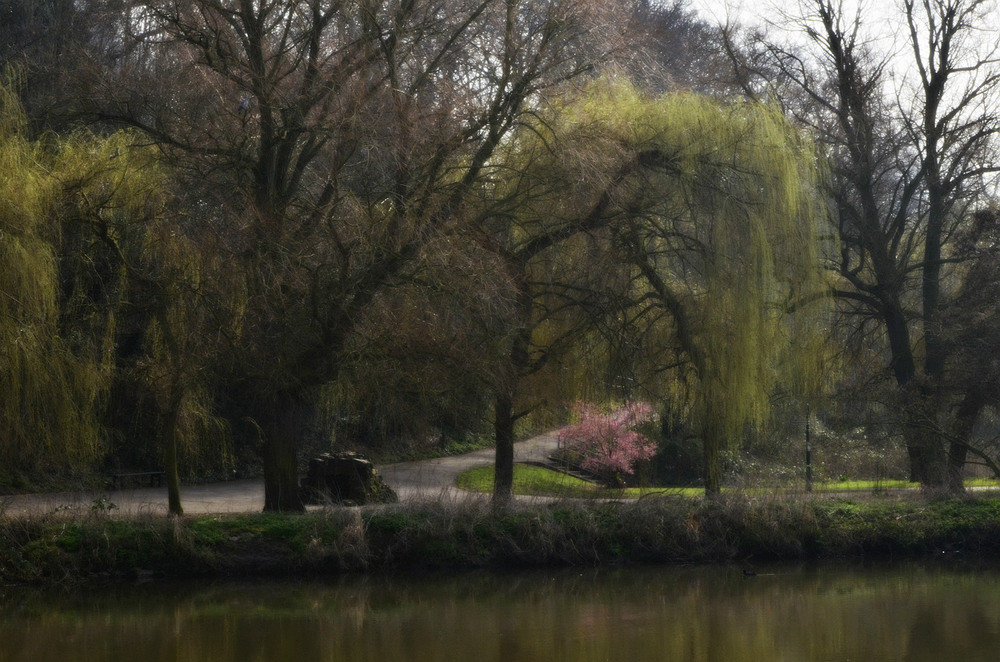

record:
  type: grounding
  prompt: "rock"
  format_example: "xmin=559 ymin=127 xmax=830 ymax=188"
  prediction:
xmin=301 ymin=452 xmax=398 ymax=505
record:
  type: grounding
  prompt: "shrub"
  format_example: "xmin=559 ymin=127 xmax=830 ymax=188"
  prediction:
xmin=557 ymin=402 xmax=657 ymax=486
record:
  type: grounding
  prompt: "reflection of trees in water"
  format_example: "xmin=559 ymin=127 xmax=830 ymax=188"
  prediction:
xmin=904 ymin=595 xmax=1000 ymax=662
xmin=4 ymin=565 xmax=1000 ymax=661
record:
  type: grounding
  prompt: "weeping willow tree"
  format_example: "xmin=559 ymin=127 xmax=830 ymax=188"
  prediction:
xmin=624 ymin=84 xmax=829 ymax=494
xmin=140 ymin=290 xmax=232 ymax=515
xmin=518 ymin=78 xmax=831 ymax=495
xmin=0 ymin=80 xmax=111 ymax=475
xmin=0 ymin=80 xmax=225 ymax=501
xmin=54 ymin=120 xmax=229 ymax=514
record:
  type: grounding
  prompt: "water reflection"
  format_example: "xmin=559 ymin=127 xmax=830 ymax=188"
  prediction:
xmin=2 ymin=563 xmax=1000 ymax=662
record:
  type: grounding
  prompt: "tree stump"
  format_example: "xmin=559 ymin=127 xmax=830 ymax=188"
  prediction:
xmin=301 ymin=452 xmax=398 ymax=505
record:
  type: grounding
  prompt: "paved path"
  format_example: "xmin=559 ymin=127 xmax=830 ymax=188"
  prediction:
xmin=377 ymin=429 xmax=560 ymax=502
xmin=0 ymin=431 xmax=562 ymax=517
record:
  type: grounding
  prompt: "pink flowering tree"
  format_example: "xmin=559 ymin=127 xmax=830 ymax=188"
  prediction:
xmin=557 ymin=401 xmax=657 ymax=486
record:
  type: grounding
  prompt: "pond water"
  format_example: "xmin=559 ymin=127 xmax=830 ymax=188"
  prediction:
xmin=2 ymin=562 xmax=1000 ymax=662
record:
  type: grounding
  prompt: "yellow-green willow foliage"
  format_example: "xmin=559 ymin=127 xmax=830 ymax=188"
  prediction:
xmin=0 ymin=82 xmax=189 ymax=477
xmin=1 ymin=85 xmax=102 ymax=473
xmin=631 ymin=83 xmax=828 ymax=492
xmin=518 ymin=78 xmax=832 ymax=493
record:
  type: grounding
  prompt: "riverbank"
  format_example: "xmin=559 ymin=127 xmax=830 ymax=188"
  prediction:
xmin=3 ymin=494 xmax=1000 ymax=585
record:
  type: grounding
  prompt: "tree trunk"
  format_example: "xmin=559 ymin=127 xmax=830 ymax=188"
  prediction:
xmin=903 ymin=395 xmax=947 ymax=490
xmin=947 ymin=390 xmax=986 ymax=493
xmin=947 ymin=441 xmax=968 ymax=494
xmin=260 ymin=391 xmax=305 ymax=513
xmin=492 ymin=271 xmax=532 ymax=510
xmin=493 ymin=393 xmax=515 ymax=509
xmin=162 ymin=385 xmax=184 ymax=516
xmin=154 ymin=308 xmax=185 ymax=517
xmin=915 ymin=436 xmax=946 ymax=490
xmin=880 ymin=304 xmax=923 ymax=481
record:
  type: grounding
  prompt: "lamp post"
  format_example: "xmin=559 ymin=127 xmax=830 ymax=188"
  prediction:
xmin=805 ymin=404 xmax=812 ymax=493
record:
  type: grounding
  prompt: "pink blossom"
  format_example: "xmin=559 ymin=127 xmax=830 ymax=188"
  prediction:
xmin=557 ymin=401 xmax=657 ymax=480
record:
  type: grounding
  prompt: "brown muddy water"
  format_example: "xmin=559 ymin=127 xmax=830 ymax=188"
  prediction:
xmin=2 ymin=562 xmax=999 ymax=661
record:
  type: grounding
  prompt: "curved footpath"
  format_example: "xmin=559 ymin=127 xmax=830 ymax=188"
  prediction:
xmin=0 ymin=431 xmax=562 ymax=517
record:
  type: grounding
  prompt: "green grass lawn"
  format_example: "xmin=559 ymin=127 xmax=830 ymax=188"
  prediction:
xmin=811 ymin=479 xmax=919 ymax=492
xmin=813 ymin=477 xmax=998 ymax=492
xmin=456 ymin=464 xmax=999 ymax=499
xmin=456 ymin=464 xmax=704 ymax=498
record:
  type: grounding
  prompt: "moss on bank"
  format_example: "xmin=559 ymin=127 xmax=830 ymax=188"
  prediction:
xmin=3 ymin=496 xmax=1000 ymax=585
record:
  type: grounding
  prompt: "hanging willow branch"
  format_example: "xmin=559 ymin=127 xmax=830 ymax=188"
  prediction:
xmin=516 ymin=77 xmax=832 ymax=494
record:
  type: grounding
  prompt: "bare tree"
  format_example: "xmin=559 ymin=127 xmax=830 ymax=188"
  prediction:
xmin=89 ymin=0 xmax=617 ymax=510
xmin=733 ymin=0 xmax=1000 ymax=489
xmin=619 ymin=0 xmax=731 ymax=94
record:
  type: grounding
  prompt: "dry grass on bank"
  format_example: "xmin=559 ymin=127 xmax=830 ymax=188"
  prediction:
xmin=4 ymin=493 xmax=1000 ymax=585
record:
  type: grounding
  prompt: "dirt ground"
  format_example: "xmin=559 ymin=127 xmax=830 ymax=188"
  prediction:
xmin=0 ymin=431 xmax=562 ymax=517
